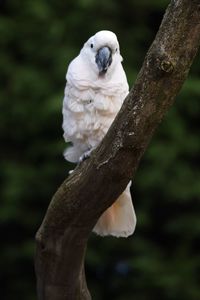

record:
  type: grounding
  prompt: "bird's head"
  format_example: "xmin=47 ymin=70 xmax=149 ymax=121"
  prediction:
xmin=81 ymin=30 xmax=122 ymax=77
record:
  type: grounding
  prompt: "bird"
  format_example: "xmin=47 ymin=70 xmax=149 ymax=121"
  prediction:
xmin=62 ymin=30 xmax=136 ymax=237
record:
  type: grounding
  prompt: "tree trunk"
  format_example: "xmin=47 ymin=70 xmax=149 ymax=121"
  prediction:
xmin=35 ymin=0 xmax=200 ymax=299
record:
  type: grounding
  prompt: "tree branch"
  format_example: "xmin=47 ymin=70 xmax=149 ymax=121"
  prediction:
xmin=35 ymin=1 xmax=200 ymax=299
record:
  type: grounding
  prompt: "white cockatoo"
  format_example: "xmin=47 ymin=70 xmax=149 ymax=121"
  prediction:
xmin=62 ymin=30 xmax=136 ymax=237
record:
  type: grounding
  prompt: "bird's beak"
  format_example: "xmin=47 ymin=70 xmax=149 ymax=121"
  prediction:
xmin=95 ymin=46 xmax=112 ymax=75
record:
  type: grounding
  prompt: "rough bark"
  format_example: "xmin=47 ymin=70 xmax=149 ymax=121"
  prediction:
xmin=35 ymin=1 xmax=200 ymax=299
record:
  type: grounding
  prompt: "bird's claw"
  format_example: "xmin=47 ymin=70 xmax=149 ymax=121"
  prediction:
xmin=79 ymin=148 xmax=93 ymax=164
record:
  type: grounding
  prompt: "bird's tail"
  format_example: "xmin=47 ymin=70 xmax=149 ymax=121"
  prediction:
xmin=93 ymin=182 xmax=136 ymax=238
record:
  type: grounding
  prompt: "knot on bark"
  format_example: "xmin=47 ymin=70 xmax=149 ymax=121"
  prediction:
xmin=160 ymin=60 xmax=174 ymax=73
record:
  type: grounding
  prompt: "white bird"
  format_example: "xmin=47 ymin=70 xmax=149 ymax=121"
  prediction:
xmin=62 ymin=30 xmax=136 ymax=237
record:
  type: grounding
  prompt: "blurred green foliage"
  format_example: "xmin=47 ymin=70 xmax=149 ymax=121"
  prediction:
xmin=0 ymin=0 xmax=200 ymax=299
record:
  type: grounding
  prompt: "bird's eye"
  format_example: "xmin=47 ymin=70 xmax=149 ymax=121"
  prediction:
xmin=90 ymin=43 xmax=94 ymax=48
xmin=116 ymin=48 xmax=118 ymax=52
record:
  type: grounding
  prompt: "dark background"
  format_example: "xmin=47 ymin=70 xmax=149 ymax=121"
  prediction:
xmin=0 ymin=0 xmax=200 ymax=299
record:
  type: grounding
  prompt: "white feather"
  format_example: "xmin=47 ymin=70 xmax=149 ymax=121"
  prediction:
xmin=93 ymin=182 xmax=136 ymax=237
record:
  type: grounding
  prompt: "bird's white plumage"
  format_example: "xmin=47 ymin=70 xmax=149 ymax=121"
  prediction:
xmin=62 ymin=30 xmax=136 ymax=237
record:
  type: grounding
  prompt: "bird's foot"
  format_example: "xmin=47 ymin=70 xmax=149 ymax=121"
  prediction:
xmin=79 ymin=148 xmax=94 ymax=164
